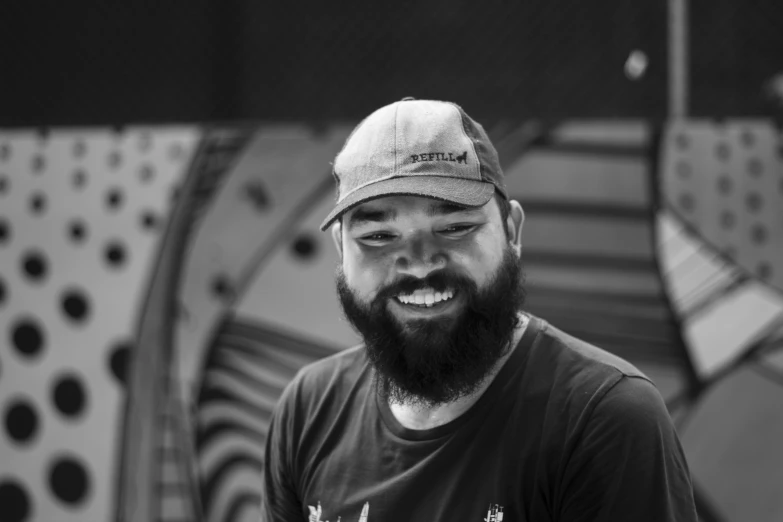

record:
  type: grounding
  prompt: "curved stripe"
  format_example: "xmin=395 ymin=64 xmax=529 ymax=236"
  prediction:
xmin=224 ymin=491 xmax=262 ymax=522
xmin=197 ymin=420 xmax=266 ymax=451
xmin=200 ymin=453 xmax=265 ymax=510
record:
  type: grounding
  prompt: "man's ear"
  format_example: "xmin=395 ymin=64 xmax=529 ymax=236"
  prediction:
xmin=507 ymin=200 xmax=525 ymax=256
xmin=331 ymin=221 xmax=343 ymax=260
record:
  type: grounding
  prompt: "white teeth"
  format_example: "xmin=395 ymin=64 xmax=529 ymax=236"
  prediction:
xmin=396 ymin=288 xmax=455 ymax=307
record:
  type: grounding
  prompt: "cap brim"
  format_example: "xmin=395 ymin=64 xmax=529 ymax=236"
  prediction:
xmin=319 ymin=175 xmax=496 ymax=231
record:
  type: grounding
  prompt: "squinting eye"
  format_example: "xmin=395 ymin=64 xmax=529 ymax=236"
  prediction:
xmin=440 ymin=224 xmax=476 ymax=235
xmin=359 ymin=232 xmax=395 ymax=244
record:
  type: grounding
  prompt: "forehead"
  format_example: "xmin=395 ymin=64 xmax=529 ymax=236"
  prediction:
xmin=344 ymin=195 xmax=495 ymax=229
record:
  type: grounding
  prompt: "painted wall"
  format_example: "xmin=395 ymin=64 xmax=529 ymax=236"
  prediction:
xmin=1 ymin=121 xmax=782 ymax=522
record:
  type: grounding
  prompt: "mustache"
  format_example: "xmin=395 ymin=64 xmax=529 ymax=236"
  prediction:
xmin=375 ymin=270 xmax=477 ymax=302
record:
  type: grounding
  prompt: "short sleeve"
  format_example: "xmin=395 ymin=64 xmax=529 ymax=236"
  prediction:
xmin=557 ymin=376 xmax=699 ymax=522
xmin=259 ymin=377 xmax=305 ymax=522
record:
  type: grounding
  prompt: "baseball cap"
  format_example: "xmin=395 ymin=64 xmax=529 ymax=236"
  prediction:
xmin=319 ymin=98 xmax=507 ymax=231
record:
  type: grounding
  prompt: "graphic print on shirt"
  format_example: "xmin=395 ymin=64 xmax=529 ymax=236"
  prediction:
xmin=484 ymin=504 xmax=504 ymax=521
xmin=308 ymin=501 xmax=369 ymax=522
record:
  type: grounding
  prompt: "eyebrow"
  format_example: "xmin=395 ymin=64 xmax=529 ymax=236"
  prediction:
xmin=346 ymin=201 xmax=476 ymax=229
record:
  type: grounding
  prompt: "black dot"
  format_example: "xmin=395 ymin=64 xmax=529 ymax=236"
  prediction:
xmin=0 ymin=480 xmax=31 ymax=522
xmin=31 ymin=155 xmax=45 ymax=173
xmin=48 ymin=456 xmax=90 ymax=505
xmin=0 ymin=174 xmax=8 ymax=194
xmin=61 ymin=289 xmax=90 ymax=323
xmin=21 ymin=250 xmax=48 ymax=282
xmin=72 ymin=169 xmax=87 ymax=188
xmin=741 ymin=130 xmax=755 ymax=147
xmin=746 ymin=192 xmax=763 ymax=212
xmin=105 ymin=188 xmax=124 ymax=211
xmin=747 ymin=158 xmax=763 ymax=177
xmin=138 ymin=133 xmax=151 ymax=151
xmin=29 ymin=193 xmax=46 ymax=214
xmin=169 ymin=143 xmax=184 ymax=160
xmin=720 ymin=211 xmax=735 ymax=229
xmin=0 ymin=218 xmax=10 ymax=244
xmin=5 ymin=399 xmax=39 ymax=443
xmin=678 ymin=193 xmax=694 ymax=212
xmin=751 ymin=224 xmax=767 ymax=245
xmin=11 ymin=318 xmax=45 ymax=358
xmin=0 ymin=276 xmax=7 ymax=305
xmin=67 ymin=220 xmax=88 ymax=243
xmin=211 ymin=274 xmax=235 ymax=300
xmin=675 ymin=161 xmax=691 ymax=178
xmin=140 ymin=211 xmax=159 ymax=231
xmin=108 ymin=150 xmax=122 ymax=168
xmin=52 ymin=374 xmax=87 ymax=417
xmin=0 ymin=143 xmax=10 ymax=160
xmin=108 ymin=342 xmax=131 ymax=386
xmin=138 ymin=164 xmax=155 ymax=183
xmin=715 ymin=142 xmax=730 ymax=161
xmin=104 ymin=241 xmax=127 ymax=268
xmin=291 ymin=234 xmax=318 ymax=260
xmin=73 ymin=141 xmax=86 ymax=158
xmin=675 ymin=133 xmax=689 ymax=149
xmin=717 ymin=175 xmax=732 ymax=194
xmin=757 ymin=262 xmax=772 ymax=280
xmin=244 ymin=182 xmax=270 ymax=212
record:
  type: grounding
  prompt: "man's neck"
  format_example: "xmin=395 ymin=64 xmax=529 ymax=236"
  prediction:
xmin=388 ymin=313 xmax=529 ymax=430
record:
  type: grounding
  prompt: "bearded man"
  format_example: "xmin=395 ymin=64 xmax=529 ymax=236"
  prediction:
xmin=260 ymin=98 xmax=698 ymax=522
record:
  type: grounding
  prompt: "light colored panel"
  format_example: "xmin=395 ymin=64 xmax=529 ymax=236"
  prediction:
xmin=235 ymin=190 xmax=359 ymax=349
xmin=662 ymin=120 xmax=783 ymax=291
xmin=0 ymin=128 xmax=197 ymax=522
xmin=682 ymin=365 xmax=783 ymax=522
xmin=176 ymin=125 xmax=352 ymax=399
xmin=504 ymin=152 xmax=649 ymax=206
xmin=524 ymin=214 xmax=653 ymax=258
xmin=685 ymin=281 xmax=783 ymax=377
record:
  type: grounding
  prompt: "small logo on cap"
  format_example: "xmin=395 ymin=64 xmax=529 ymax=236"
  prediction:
xmin=410 ymin=151 xmax=468 ymax=164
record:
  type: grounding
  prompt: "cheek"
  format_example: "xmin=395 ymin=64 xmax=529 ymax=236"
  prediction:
xmin=342 ymin=248 xmax=391 ymax=300
xmin=451 ymin=239 xmax=505 ymax=284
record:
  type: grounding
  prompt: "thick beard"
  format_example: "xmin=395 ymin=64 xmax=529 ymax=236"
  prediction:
xmin=336 ymin=247 xmax=526 ymax=409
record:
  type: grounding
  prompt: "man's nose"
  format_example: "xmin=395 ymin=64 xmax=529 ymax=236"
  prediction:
xmin=395 ymin=235 xmax=446 ymax=278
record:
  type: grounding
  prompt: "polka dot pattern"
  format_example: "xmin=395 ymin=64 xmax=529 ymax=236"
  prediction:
xmin=48 ymin=455 xmax=90 ymax=505
xmin=0 ymin=128 xmax=198 ymax=522
xmin=664 ymin=122 xmax=783 ymax=291
xmin=4 ymin=398 xmax=39 ymax=443
xmin=0 ymin=480 xmax=32 ymax=522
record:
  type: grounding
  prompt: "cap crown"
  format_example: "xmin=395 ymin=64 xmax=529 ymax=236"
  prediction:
xmin=333 ymin=99 xmax=505 ymax=201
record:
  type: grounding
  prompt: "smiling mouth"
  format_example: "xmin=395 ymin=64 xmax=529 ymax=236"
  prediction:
xmin=394 ymin=288 xmax=456 ymax=308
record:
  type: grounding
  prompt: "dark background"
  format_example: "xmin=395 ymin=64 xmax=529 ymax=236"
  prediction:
xmin=0 ymin=0 xmax=781 ymax=127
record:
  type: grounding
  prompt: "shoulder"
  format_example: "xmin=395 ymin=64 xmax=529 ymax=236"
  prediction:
xmin=520 ymin=317 xmax=666 ymax=434
xmin=279 ymin=344 xmax=368 ymax=411
xmin=537 ymin=319 xmax=649 ymax=382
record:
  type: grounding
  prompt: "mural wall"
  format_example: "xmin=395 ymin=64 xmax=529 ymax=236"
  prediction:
xmin=1 ymin=120 xmax=782 ymax=522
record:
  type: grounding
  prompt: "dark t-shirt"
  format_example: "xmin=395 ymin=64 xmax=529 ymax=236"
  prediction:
xmin=261 ymin=315 xmax=698 ymax=522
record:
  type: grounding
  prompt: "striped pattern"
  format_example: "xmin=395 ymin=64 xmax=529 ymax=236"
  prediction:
xmin=501 ymin=124 xmax=696 ymax=402
xmin=195 ymin=318 xmax=337 ymax=522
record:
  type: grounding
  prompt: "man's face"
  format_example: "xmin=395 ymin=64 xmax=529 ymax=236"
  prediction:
xmin=332 ymin=195 xmax=526 ymax=408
